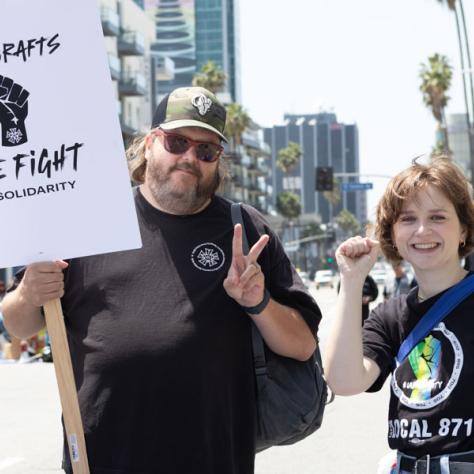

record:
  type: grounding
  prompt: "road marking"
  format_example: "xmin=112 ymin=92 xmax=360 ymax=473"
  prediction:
xmin=0 ymin=458 xmax=23 ymax=471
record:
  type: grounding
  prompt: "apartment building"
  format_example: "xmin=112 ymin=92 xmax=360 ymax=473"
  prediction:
xmin=101 ymin=0 xmax=155 ymax=141
xmin=264 ymin=112 xmax=367 ymax=225
xmin=222 ymin=124 xmax=273 ymax=214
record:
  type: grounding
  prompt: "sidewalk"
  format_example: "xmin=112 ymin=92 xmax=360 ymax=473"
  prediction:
xmin=0 ymin=365 xmax=63 ymax=473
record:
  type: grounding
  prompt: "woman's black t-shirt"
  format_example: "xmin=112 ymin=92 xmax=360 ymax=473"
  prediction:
xmin=363 ymin=274 xmax=474 ymax=457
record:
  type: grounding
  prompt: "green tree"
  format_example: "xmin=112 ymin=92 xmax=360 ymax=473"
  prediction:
xmin=301 ymin=222 xmax=324 ymax=239
xmin=276 ymin=142 xmax=302 ymax=221
xmin=276 ymin=191 xmax=302 ymax=219
xmin=192 ymin=60 xmax=226 ymax=93
xmin=335 ymin=209 xmax=360 ymax=237
xmin=419 ymin=53 xmax=453 ymax=152
xmin=224 ymin=102 xmax=250 ymax=150
xmin=277 ymin=142 xmax=302 ymax=175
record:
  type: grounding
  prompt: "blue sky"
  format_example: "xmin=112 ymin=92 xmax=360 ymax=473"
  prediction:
xmin=239 ymin=0 xmax=474 ymax=220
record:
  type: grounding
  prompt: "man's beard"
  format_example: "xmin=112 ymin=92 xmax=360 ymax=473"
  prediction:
xmin=145 ymin=159 xmax=220 ymax=215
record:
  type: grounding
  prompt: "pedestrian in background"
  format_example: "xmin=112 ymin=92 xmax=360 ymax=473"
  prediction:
xmin=338 ymin=274 xmax=378 ymax=324
xmin=2 ymin=86 xmax=321 ymax=474
xmin=0 ymin=279 xmax=21 ymax=360
xmin=383 ymin=261 xmax=411 ymax=300
xmin=324 ymin=157 xmax=474 ymax=473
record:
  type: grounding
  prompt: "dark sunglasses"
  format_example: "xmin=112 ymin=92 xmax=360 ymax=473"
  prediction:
xmin=152 ymin=129 xmax=224 ymax=163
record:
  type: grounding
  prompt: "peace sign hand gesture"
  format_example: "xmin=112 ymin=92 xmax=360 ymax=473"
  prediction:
xmin=223 ymin=224 xmax=270 ymax=308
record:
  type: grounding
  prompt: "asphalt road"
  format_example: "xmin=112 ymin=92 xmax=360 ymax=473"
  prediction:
xmin=0 ymin=286 xmax=394 ymax=473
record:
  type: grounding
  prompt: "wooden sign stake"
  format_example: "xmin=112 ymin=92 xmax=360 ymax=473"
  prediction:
xmin=44 ymin=298 xmax=90 ymax=474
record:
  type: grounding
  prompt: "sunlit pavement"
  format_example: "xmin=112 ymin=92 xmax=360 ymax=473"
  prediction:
xmin=255 ymin=285 xmax=393 ymax=474
xmin=0 ymin=286 xmax=392 ymax=474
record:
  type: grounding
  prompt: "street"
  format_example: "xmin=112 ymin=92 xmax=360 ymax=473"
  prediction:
xmin=0 ymin=286 xmax=394 ymax=474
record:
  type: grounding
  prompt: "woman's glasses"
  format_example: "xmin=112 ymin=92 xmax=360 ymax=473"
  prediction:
xmin=152 ymin=129 xmax=224 ymax=163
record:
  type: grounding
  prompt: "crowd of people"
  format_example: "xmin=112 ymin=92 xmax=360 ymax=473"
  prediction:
xmin=2 ymin=86 xmax=474 ymax=474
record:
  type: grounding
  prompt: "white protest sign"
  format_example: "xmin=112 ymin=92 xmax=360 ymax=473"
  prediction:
xmin=0 ymin=0 xmax=142 ymax=269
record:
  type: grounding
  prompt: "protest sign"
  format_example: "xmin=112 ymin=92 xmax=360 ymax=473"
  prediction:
xmin=0 ymin=0 xmax=142 ymax=269
xmin=1 ymin=1 xmax=143 ymax=472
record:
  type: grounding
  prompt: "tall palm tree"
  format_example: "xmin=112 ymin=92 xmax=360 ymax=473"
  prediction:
xmin=276 ymin=142 xmax=302 ymax=235
xmin=224 ymin=103 xmax=250 ymax=151
xmin=276 ymin=191 xmax=302 ymax=220
xmin=192 ymin=61 xmax=226 ymax=94
xmin=435 ymin=0 xmax=474 ymax=177
xmin=335 ymin=209 xmax=360 ymax=239
xmin=420 ymin=53 xmax=453 ymax=152
xmin=277 ymin=142 xmax=302 ymax=175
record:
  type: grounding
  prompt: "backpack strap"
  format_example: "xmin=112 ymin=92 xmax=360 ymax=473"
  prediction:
xmin=230 ymin=202 xmax=268 ymax=376
xmin=396 ymin=273 xmax=474 ymax=363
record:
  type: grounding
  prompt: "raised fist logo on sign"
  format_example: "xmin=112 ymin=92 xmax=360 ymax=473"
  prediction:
xmin=0 ymin=75 xmax=29 ymax=147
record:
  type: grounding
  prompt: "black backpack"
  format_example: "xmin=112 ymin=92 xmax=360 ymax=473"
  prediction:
xmin=231 ymin=203 xmax=329 ymax=451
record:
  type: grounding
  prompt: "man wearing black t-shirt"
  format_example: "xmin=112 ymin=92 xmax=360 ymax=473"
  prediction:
xmin=2 ymin=87 xmax=321 ymax=474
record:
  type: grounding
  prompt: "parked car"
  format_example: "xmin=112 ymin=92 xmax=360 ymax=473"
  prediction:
xmin=370 ymin=268 xmax=388 ymax=286
xmin=314 ymin=270 xmax=334 ymax=289
xmin=297 ymin=270 xmax=311 ymax=289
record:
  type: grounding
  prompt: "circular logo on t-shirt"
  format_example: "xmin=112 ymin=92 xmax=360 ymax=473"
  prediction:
xmin=191 ymin=243 xmax=225 ymax=272
xmin=391 ymin=322 xmax=463 ymax=410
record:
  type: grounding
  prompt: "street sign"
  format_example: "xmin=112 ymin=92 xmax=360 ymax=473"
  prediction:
xmin=341 ymin=182 xmax=373 ymax=191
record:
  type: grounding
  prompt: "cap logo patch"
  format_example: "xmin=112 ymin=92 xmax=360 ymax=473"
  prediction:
xmin=192 ymin=94 xmax=212 ymax=116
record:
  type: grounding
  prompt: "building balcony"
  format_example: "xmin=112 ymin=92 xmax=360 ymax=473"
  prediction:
xmin=257 ymin=162 xmax=270 ymax=174
xmin=158 ymin=3 xmax=181 ymax=10
xmin=101 ymin=7 xmax=120 ymax=36
xmin=156 ymin=11 xmax=184 ymax=19
xmin=119 ymin=72 xmax=147 ymax=96
xmin=108 ymin=54 xmax=121 ymax=81
xmin=156 ymin=31 xmax=193 ymax=44
xmin=156 ymin=20 xmax=187 ymax=32
xmin=118 ymin=32 xmax=145 ymax=56
xmin=155 ymin=56 xmax=175 ymax=81
xmin=151 ymin=42 xmax=194 ymax=57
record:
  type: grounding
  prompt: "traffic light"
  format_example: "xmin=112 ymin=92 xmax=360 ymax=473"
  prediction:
xmin=315 ymin=166 xmax=333 ymax=191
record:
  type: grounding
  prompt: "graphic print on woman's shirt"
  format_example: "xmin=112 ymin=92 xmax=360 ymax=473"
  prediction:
xmin=391 ymin=322 xmax=463 ymax=411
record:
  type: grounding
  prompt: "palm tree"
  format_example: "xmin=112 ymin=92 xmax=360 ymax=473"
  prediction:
xmin=192 ymin=61 xmax=226 ymax=94
xmin=420 ymin=53 xmax=453 ymax=152
xmin=335 ymin=209 xmax=360 ymax=238
xmin=277 ymin=142 xmax=302 ymax=175
xmin=276 ymin=142 xmax=302 ymax=246
xmin=276 ymin=191 xmax=302 ymax=219
xmin=276 ymin=142 xmax=302 ymax=218
xmin=224 ymin=103 xmax=250 ymax=151
xmin=435 ymin=0 xmax=474 ymax=178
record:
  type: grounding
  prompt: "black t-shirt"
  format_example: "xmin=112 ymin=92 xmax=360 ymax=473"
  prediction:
xmin=362 ymin=273 xmax=474 ymax=457
xmin=16 ymin=190 xmax=320 ymax=474
xmin=362 ymin=275 xmax=379 ymax=321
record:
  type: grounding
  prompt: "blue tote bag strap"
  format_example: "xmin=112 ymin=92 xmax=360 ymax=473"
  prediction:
xmin=396 ymin=274 xmax=474 ymax=363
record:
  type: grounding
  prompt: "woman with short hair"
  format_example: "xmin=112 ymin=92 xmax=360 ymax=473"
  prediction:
xmin=324 ymin=156 xmax=474 ymax=473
